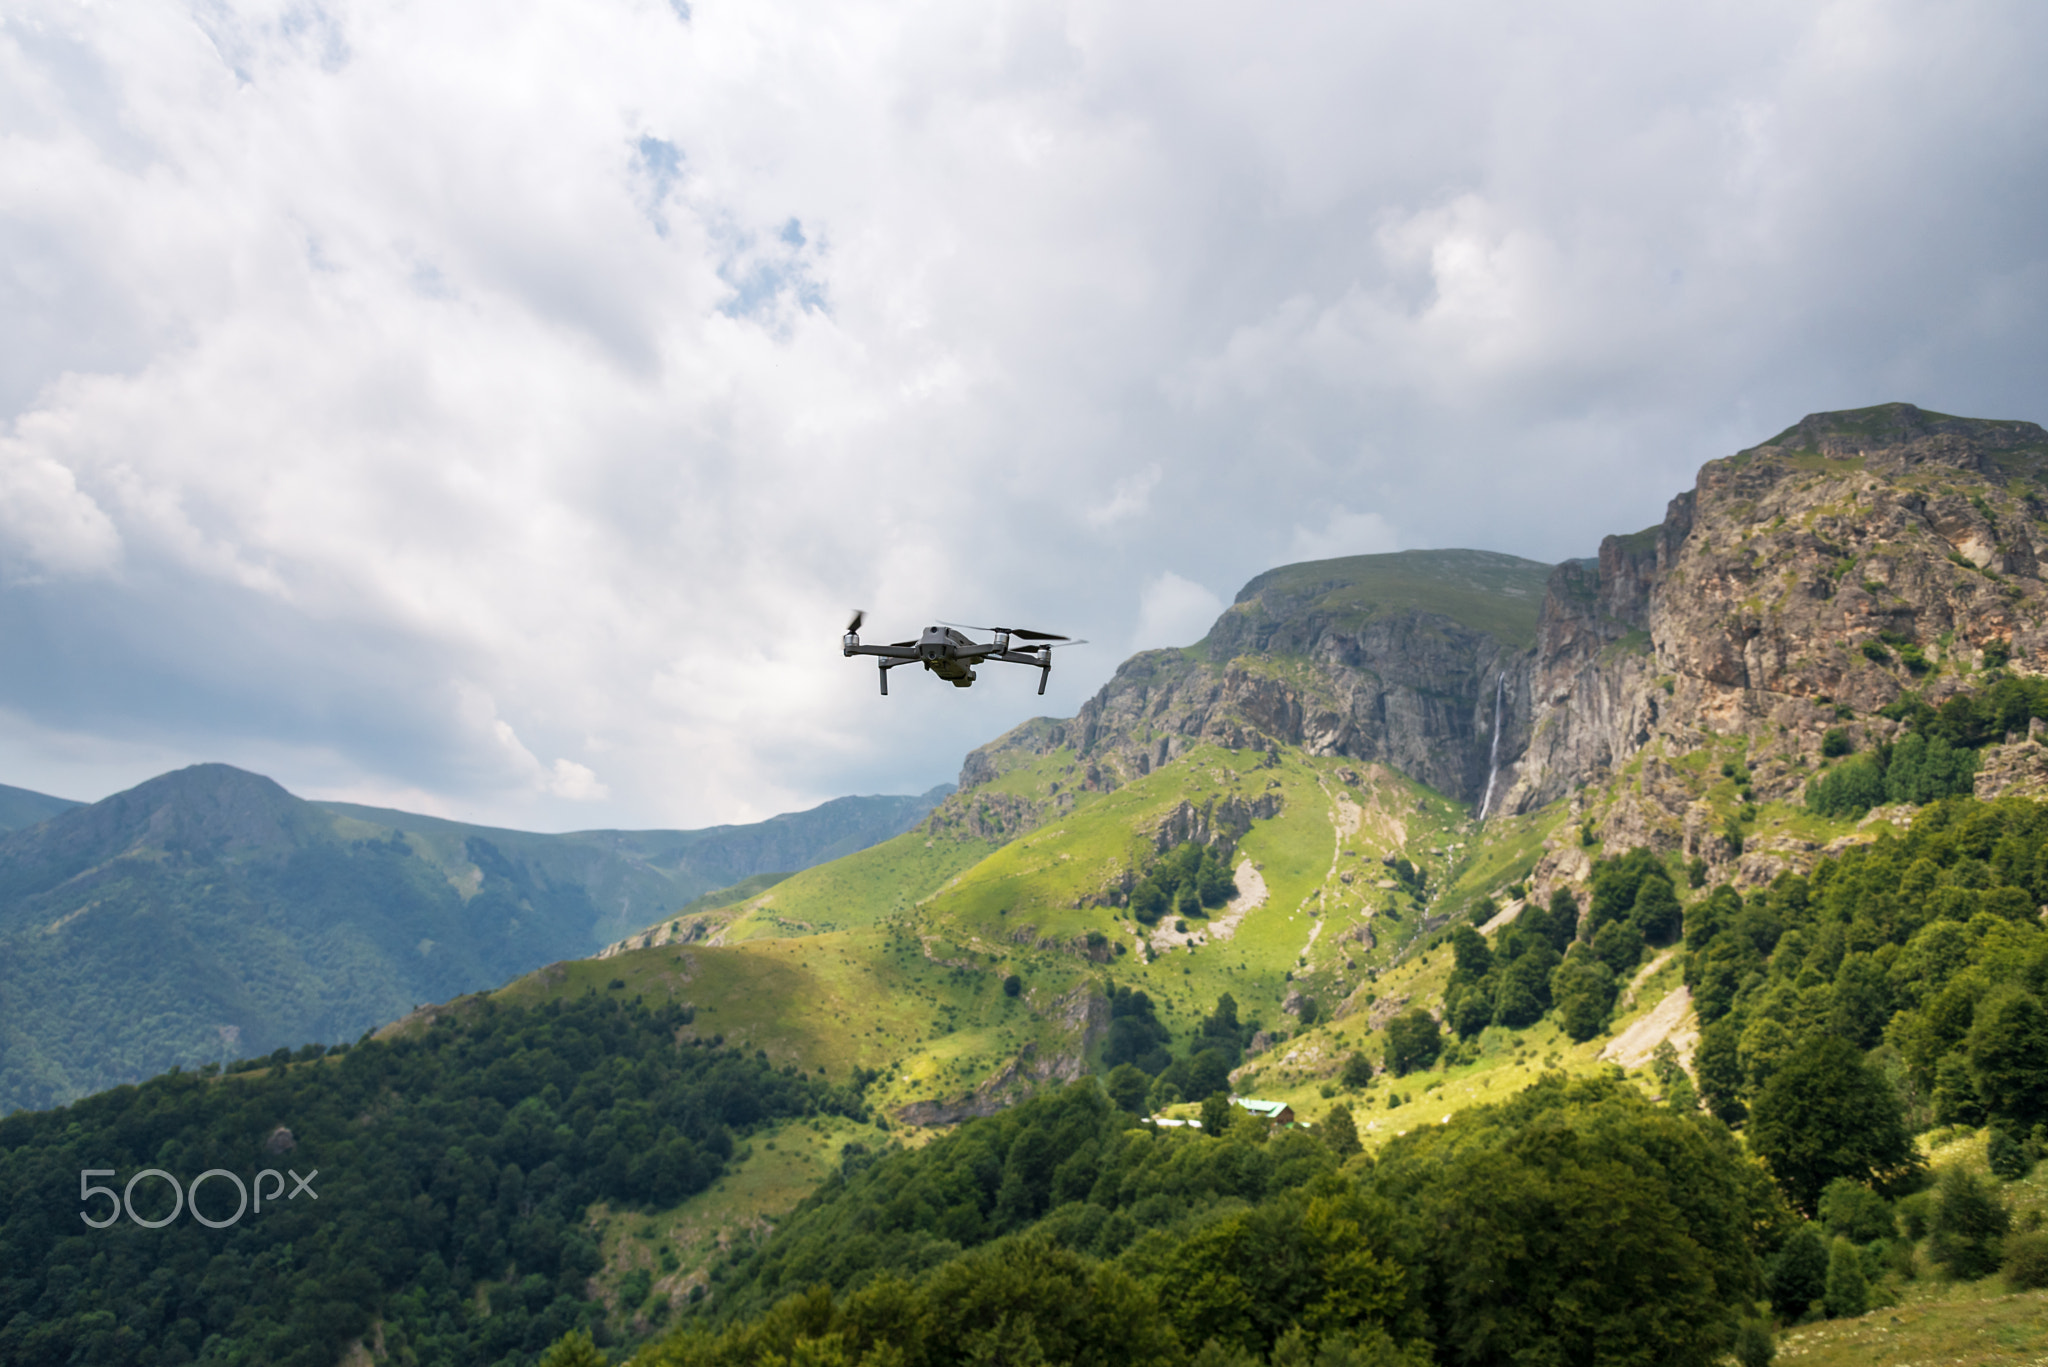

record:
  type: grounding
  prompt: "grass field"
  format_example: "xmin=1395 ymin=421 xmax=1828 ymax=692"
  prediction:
xmin=585 ymin=1113 xmax=898 ymax=1336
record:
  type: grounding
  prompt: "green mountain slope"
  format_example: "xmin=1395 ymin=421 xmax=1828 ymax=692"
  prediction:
xmin=0 ymin=780 xmax=79 ymax=832
xmin=0 ymin=765 xmax=949 ymax=1114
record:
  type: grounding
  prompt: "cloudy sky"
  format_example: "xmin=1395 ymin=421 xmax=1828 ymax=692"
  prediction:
xmin=3 ymin=0 xmax=2046 ymax=830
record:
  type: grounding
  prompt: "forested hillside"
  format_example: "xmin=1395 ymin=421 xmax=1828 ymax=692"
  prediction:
xmin=0 ymin=780 xmax=78 ymax=832
xmin=629 ymin=1074 xmax=1780 ymax=1367
xmin=0 ymin=764 xmax=946 ymax=1114
xmin=0 ymin=994 xmax=861 ymax=1367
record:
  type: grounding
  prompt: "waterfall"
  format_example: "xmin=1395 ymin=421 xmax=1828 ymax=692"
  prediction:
xmin=1477 ymin=672 xmax=1505 ymax=821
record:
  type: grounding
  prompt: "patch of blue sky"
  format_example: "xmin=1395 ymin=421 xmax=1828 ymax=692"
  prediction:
xmin=717 ymin=218 xmax=829 ymax=324
xmin=634 ymin=136 xmax=685 ymax=236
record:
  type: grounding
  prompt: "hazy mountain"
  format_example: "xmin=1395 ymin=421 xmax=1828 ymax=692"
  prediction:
xmin=0 ymin=781 xmax=79 ymax=833
xmin=0 ymin=764 xmax=949 ymax=1113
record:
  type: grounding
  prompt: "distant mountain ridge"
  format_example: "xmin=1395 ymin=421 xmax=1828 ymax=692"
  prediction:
xmin=0 ymin=781 xmax=79 ymax=833
xmin=0 ymin=764 xmax=949 ymax=1113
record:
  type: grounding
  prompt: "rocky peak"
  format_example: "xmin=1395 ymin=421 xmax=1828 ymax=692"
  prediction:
xmin=1498 ymin=402 xmax=2048 ymax=885
xmin=957 ymin=550 xmax=1553 ymax=803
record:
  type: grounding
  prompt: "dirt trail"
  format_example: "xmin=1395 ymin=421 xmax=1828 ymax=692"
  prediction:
xmin=1600 ymin=985 xmax=1698 ymax=1071
xmin=1477 ymin=899 xmax=1525 ymax=935
xmin=1148 ymin=858 xmax=1267 ymax=951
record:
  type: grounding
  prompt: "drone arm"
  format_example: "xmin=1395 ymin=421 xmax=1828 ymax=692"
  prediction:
xmin=877 ymin=657 xmax=914 ymax=695
xmin=845 ymin=638 xmax=918 ymax=660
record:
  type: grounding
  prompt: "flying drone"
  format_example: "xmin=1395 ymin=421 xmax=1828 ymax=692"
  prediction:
xmin=842 ymin=611 xmax=1086 ymax=695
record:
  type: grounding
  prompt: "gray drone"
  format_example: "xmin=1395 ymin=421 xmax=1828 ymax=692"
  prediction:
xmin=842 ymin=611 xmax=1085 ymax=694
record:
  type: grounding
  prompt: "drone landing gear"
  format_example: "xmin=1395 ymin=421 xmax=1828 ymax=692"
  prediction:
xmin=1038 ymin=660 xmax=1051 ymax=695
xmin=878 ymin=659 xmax=913 ymax=695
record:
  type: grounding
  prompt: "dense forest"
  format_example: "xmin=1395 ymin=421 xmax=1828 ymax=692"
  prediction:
xmin=0 ymin=994 xmax=861 ymax=1366
xmin=630 ymin=1075 xmax=1778 ymax=1367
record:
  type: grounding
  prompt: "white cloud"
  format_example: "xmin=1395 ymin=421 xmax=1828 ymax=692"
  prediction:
xmin=1288 ymin=509 xmax=1401 ymax=565
xmin=0 ymin=0 xmax=2043 ymax=827
xmin=1085 ymin=463 xmax=1163 ymax=529
xmin=1132 ymin=572 xmax=1224 ymax=652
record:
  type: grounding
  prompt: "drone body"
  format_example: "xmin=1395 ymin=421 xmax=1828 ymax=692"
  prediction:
xmin=842 ymin=613 xmax=1083 ymax=695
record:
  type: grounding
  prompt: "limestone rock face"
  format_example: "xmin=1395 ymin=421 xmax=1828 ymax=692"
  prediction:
xmin=960 ymin=549 xmax=1550 ymax=804
xmin=1509 ymin=404 xmax=2048 ymax=892
xmin=965 ymin=406 xmax=2048 ymax=900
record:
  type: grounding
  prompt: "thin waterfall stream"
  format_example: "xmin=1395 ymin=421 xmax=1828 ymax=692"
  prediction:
xmin=1477 ymin=672 xmax=1505 ymax=821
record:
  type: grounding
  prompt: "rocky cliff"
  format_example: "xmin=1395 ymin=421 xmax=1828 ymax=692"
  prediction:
xmin=965 ymin=404 xmax=2048 ymax=894
xmin=960 ymin=548 xmax=1553 ymax=802
xmin=1499 ymin=402 xmax=2048 ymax=886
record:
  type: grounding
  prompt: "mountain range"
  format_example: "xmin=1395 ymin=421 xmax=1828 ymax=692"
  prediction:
xmin=6 ymin=402 xmax=2048 ymax=1365
xmin=0 ymin=767 xmax=949 ymax=1113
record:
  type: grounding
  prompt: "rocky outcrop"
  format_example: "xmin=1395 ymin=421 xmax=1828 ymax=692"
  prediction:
xmin=959 ymin=549 xmax=1552 ymax=804
xmin=893 ymin=982 xmax=1108 ymax=1125
xmin=966 ymin=406 xmax=2048 ymax=903
xmin=1512 ymin=404 xmax=2048 ymax=896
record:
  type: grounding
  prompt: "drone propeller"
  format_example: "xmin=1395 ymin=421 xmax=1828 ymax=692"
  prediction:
xmin=938 ymin=621 xmax=1071 ymax=641
xmin=1026 ymin=638 xmax=1088 ymax=649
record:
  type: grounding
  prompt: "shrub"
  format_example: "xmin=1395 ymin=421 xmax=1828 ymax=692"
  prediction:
xmin=1003 ymin=974 xmax=1023 ymax=997
xmin=1818 ymin=1178 xmax=1895 ymax=1243
xmin=1821 ymin=727 xmax=1853 ymax=758
xmin=2004 ymin=1230 xmax=2048 ymax=1290
xmin=1929 ymin=1167 xmax=2010 ymax=1280
xmin=1383 ymin=1009 xmax=1442 ymax=1076
xmin=1988 ymin=1126 xmax=2033 ymax=1181
xmin=1823 ymin=1236 xmax=1869 ymax=1319
xmin=1732 ymin=1317 xmax=1776 ymax=1367
xmin=1766 ymin=1224 xmax=1828 ymax=1320
xmin=1862 ymin=640 xmax=1893 ymax=664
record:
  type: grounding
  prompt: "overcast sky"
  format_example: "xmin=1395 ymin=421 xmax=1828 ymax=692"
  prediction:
xmin=3 ymin=0 xmax=2046 ymax=830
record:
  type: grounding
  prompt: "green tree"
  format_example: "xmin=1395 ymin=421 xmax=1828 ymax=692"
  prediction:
xmin=1105 ymin=1063 xmax=1150 ymax=1115
xmin=2004 ymin=1231 xmax=2048 ymax=1290
xmin=1631 ymin=875 xmax=1683 ymax=944
xmin=1491 ymin=955 xmax=1550 ymax=1030
xmin=1817 ymin=1179 xmax=1894 ymax=1243
xmin=1197 ymin=845 xmax=1238 ymax=907
xmin=1929 ymin=1166 xmax=2010 ymax=1280
xmin=1383 ymin=1009 xmax=1442 ymax=1077
xmin=1550 ymin=948 xmax=1617 ymax=1043
xmin=539 ymin=1329 xmax=609 ymax=1367
xmin=1546 ymin=886 xmax=1582 ymax=950
xmin=1747 ymin=1037 xmax=1918 ymax=1215
xmin=1695 ymin=1017 xmax=1747 ymax=1124
xmin=1966 ymin=986 xmax=2048 ymax=1127
xmin=1449 ymin=924 xmax=1493 ymax=981
xmin=1375 ymin=1075 xmax=1774 ymax=1367
xmin=1593 ymin=918 xmax=1645 ymax=975
xmin=1341 ymin=1051 xmax=1375 ymax=1089
xmin=1732 ymin=1317 xmax=1776 ymax=1367
xmin=1822 ymin=1237 xmax=1869 ymax=1319
xmin=1987 ymin=1126 xmax=2033 ymax=1180
xmin=1806 ymin=754 xmax=1887 ymax=818
xmin=1766 ymin=1224 xmax=1828 ymax=1320
xmin=1446 ymin=982 xmax=1493 ymax=1039
xmin=1321 ymin=1103 xmax=1361 ymax=1161
xmin=1200 ymin=1091 xmax=1234 ymax=1136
